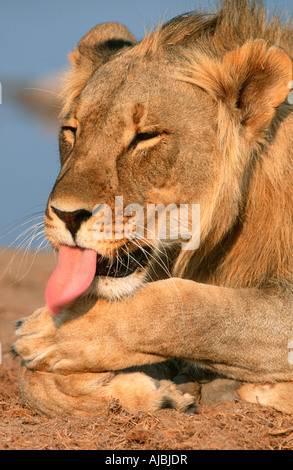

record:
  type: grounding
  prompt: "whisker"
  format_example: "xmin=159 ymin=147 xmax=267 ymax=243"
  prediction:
xmin=11 ymin=222 xmax=44 ymax=252
xmin=131 ymin=224 xmax=173 ymax=278
xmin=117 ymin=244 xmax=134 ymax=273
xmin=133 ymin=223 xmax=170 ymax=259
xmin=0 ymin=223 xmax=44 ymax=276
xmin=8 ymin=234 xmax=49 ymax=287
xmin=0 ymin=214 xmax=44 ymax=242
xmin=35 ymin=235 xmax=50 ymax=253
xmin=23 ymin=87 xmax=64 ymax=99
xmin=124 ymin=227 xmax=185 ymax=308
xmin=23 ymin=87 xmax=74 ymax=104
xmin=17 ymin=228 xmax=45 ymax=258
xmin=105 ymin=252 xmax=113 ymax=277
xmin=115 ymin=245 xmax=119 ymax=278
xmin=123 ymin=243 xmax=131 ymax=273
xmin=132 ymin=237 xmax=184 ymax=310
xmin=131 ymin=238 xmax=172 ymax=280
xmin=120 ymin=246 xmax=155 ymax=282
xmin=127 ymin=240 xmax=159 ymax=280
xmin=0 ymin=220 xmax=45 ymax=282
xmin=14 ymin=229 xmax=46 ymax=278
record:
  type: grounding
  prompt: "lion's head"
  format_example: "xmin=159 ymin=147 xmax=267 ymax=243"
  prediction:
xmin=44 ymin=0 xmax=293 ymax=314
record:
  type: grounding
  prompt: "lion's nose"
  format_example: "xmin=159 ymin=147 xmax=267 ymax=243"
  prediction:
xmin=51 ymin=206 xmax=92 ymax=240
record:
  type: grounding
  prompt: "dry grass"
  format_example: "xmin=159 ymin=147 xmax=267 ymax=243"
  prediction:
xmin=0 ymin=249 xmax=293 ymax=450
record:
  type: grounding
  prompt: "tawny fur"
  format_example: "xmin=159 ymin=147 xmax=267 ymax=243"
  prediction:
xmin=14 ymin=0 xmax=293 ymax=416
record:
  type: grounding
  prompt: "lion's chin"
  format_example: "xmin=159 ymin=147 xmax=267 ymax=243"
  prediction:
xmin=85 ymin=272 xmax=147 ymax=301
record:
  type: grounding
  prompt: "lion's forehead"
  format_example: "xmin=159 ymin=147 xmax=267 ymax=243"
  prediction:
xmin=76 ymin=57 xmax=181 ymax=122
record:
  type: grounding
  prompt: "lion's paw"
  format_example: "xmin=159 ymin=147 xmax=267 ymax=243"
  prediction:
xmin=119 ymin=376 xmax=197 ymax=414
xmin=12 ymin=307 xmax=62 ymax=371
xmin=157 ymin=380 xmax=197 ymax=413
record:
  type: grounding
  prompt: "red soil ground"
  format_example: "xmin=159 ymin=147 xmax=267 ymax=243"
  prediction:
xmin=1 ymin=249 xmax=292 ymax=450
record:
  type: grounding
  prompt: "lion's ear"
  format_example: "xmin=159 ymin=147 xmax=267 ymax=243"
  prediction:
xmin=195 ymin=39 xmax=292 ymax=141
xmin=61 ymin=23 xmax=135 ymax=115
xmin=218 ymin=40 xmax=292 ymax=139
xmin=69 ymin=22 xmax=136 ymax=73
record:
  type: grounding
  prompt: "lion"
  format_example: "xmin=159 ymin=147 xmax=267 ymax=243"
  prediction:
xmin=12 ymin=0 xmax=293 ymax=417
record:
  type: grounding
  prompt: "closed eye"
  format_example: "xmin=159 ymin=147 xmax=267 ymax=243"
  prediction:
xmin=59 ymin=126 xmax=77 ymax=163
xmin=130 ymin=130 xmax=168 ymax=151
xmin=61 ymin=126 xmax=76 ymax=142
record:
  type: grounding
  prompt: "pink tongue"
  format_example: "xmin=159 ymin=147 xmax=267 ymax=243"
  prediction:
xmin=45 ymin=245 xmax=97 ymax=316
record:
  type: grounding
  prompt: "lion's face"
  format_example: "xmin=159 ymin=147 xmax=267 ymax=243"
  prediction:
xmin=44 ymin=19 xmax=292 ymax=304
xmin=45 ymin=48 xmax=218 ymax=299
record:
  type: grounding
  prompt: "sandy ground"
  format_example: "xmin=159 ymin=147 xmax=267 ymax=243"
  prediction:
xmin=1 ymin=248 xmax=293 ymax=451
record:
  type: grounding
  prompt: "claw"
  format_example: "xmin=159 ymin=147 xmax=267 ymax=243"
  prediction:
xmin=183 ymin=401 xmax=198 ymax=414
xmin=14 ymin=318 xmax=25 ymax=329
xmin=10 ymin=344 xmax=20 ymax=358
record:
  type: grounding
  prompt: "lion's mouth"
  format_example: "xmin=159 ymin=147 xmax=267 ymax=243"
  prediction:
xmin=45 ymin=245 xmax=152 ymax=316
xmin=95 ymin=246 xmax=151 ymax=278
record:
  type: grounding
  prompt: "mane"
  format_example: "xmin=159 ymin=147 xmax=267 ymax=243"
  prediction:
xmin=137 ymin=0 xmax=293 ymax=57
xmin=159 ymin=1 xmax=293 ymax=290
xmin=61 ymin=0 xmax=293 ymax=117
